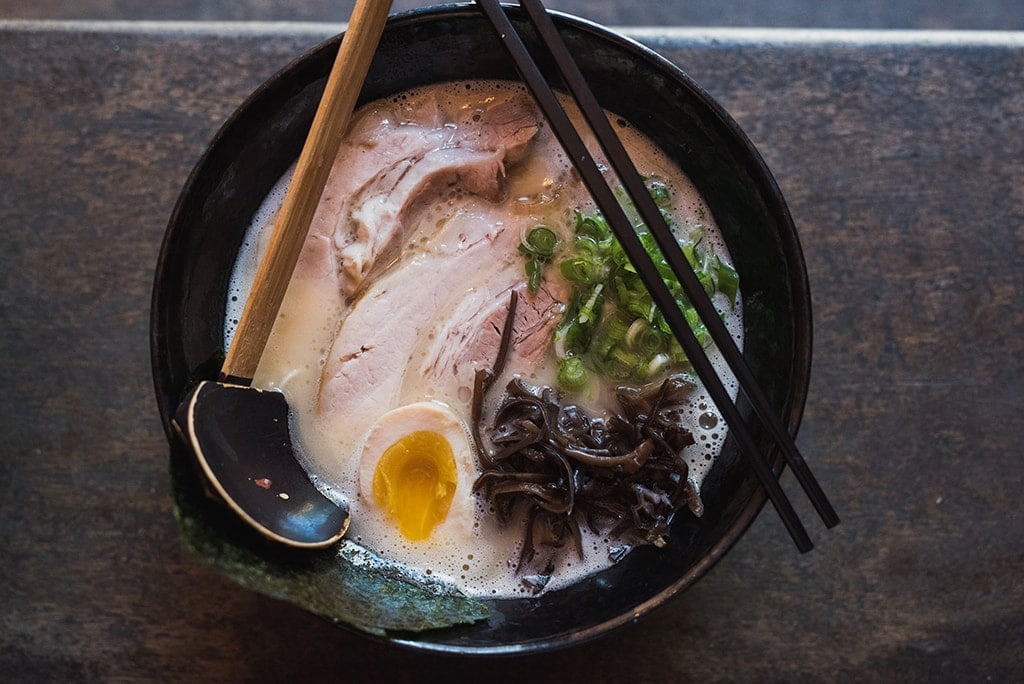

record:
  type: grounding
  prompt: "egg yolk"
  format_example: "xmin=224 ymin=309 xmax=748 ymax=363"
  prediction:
xmin=372 ymin=430 xmax=458 ymax=541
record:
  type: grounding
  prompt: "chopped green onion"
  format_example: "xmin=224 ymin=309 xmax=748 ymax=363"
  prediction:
xmin=648 ymin=179 xmax=672 ymax=207
xmin=684 ymin=308 xmax=710 ymax=347
xmin=590 ymin=335 xmax=616 ymax=361
xmin=560 ymin=256 xmax=601 ymax=284
xmin=696 ymin=269 xmax=715 ymax=296
xmin=549 ymin=178 xmax=739 ymax=389
xmin=557 ymin=356 xmax=589 ymax=390
xmin=524 ymin=256 xmax=543 ymax=294
xmin=576 ymin=283 xmax=604 ymax=327
xmin=518 ymin=226 xmax=564 ymax=294
xmin=715 ymin=256 xmax=740 ymax=306
xmin=682 ymin=242 xmax=699 ymax=270
xmin=625 ymin=318 xmax=665 ymax=355
xmin=603 ymin=346 xmax=640 ymax=380
xmin=524 ymin=226 xmax=558 ymax=257
xmin=601 ymin=310 xmax=633 ymax=344
xmin=668 ymin=337 xmax=689 ymax=366
xmin=577 ymin=213 xmax=611 ymax=242
xmin=643 ymin=352 xmax=672 ymax=379
xmin=565 ymin=322 xmax=593 ymax=355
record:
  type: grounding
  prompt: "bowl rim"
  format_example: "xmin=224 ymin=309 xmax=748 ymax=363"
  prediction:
xmin=151 ymin=2 xmax=812 ymax=656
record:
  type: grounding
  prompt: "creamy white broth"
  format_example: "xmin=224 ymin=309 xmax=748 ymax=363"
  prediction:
xmin=226 ymin=81 xmax=741 ymax=597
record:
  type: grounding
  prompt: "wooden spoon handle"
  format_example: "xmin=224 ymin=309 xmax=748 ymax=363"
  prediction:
xmin=221 ymin=0 xmax=393 ymax=384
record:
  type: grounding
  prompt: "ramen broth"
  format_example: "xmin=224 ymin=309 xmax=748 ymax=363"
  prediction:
xmin=226 ymin=81 xmax=742 ymax=597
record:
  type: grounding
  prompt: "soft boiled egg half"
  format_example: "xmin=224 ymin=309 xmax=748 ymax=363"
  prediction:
xmin=352 ymin=401 xmax=520 ymax=595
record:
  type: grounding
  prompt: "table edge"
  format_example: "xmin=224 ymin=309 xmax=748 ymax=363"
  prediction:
xmin=1 ymin=18 xmax=1024 ymax=47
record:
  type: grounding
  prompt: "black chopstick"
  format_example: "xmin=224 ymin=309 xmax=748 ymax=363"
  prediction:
xmin=517 ymin=0 xmax=840 ymax=533
xmin=476 ymin=0 xmax=838 ymax=551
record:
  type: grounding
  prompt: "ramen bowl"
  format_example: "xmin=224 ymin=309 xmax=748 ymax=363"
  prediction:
xmin=151 ymin=4 xmax=811 ymax=654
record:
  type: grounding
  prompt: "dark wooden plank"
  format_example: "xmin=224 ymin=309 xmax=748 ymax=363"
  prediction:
xmin=0 ymin=23 xmax=1021 ymax=681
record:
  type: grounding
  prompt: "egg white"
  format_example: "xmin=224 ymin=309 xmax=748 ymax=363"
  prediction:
xmin=349 ymin=401 xmax=522 ymax=594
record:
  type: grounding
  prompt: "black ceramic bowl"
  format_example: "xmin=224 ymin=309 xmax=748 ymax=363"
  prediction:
xmin=152 ymin=4 xmax=811 ymax=654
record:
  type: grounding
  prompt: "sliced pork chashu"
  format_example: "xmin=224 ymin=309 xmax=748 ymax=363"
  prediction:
xmin=301 ymin=94 xmax=540 ymax=297
xmin=317 ymin=202 xmax=529 ymax=414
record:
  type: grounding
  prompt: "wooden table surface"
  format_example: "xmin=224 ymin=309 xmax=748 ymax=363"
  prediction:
xmin=1 ymin=18 xmax=1022 ymax=682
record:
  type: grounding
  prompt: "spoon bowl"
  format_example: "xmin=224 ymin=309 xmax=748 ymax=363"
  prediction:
xmin=175 ymin=380 xmax=350 ymax=546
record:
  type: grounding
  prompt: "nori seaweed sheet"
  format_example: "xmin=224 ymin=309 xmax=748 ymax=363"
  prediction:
xmin=169 ymin=446 xmax=490 ymax=635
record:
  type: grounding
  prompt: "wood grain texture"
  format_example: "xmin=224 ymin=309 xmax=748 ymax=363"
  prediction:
xmin=0 ymin=22 xmax=1021 ymax=681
